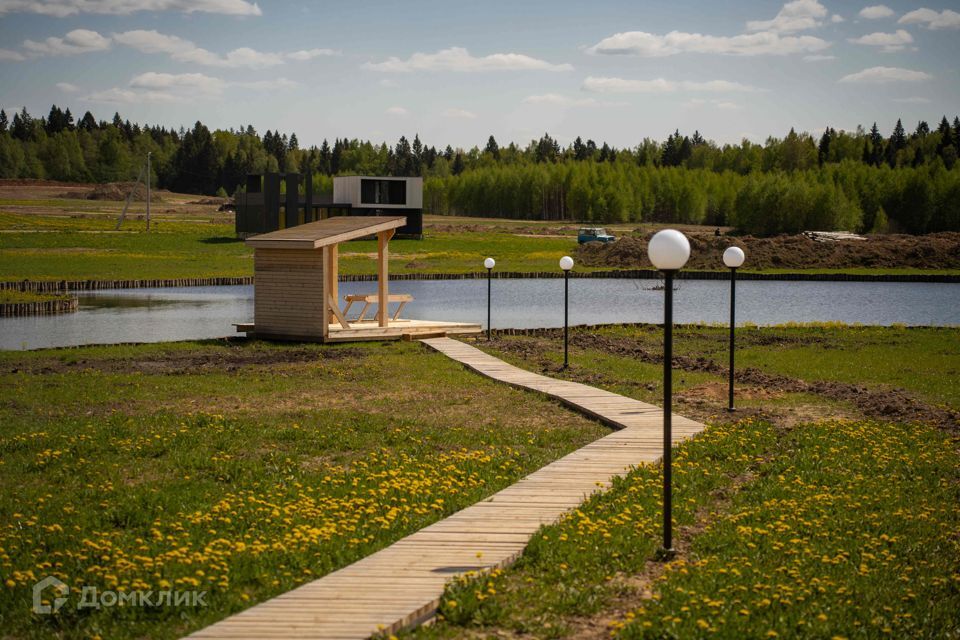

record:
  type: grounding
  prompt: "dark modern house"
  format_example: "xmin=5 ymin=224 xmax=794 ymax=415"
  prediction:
xmin=235 ymin=173 xmax=424 ymax=239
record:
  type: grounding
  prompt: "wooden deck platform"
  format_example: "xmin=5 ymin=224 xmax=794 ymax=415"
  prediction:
xmin=234 ymin=318 xmax=482 ymax=343
xmin=185 ymin=337 xmax=704 ymax=640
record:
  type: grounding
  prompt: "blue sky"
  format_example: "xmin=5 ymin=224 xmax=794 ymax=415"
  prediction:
xmin=0 ymin=0 xmax=957 ymax=149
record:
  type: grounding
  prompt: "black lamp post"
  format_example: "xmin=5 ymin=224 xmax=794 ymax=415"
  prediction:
xmin=559 ymin=256 xmax=574 ymax=368
xmin=723 ymin=247 xmax=746 ymax=412
xmin=647 ymin=229 xmax=691 ymax=557
xmin=484 ymin=257 xmax=495 ymax=340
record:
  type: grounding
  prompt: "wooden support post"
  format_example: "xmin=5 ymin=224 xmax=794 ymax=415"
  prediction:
xmin=377 ymin=229 xmax=394 ymax=327
xmin=325 ymin=244 xmax=339 ymax=325
xmin=285 ymin=173 xmax=300 ymax=228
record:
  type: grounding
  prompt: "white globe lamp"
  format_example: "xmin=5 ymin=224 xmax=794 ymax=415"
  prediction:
xmin=647 ymin=229 xmax=691 ymax=271
xmin=723 ymin=246 xmax=745 ymax=269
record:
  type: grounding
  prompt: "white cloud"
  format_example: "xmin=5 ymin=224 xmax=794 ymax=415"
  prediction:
xmin=130 ymin=71 xmax=225 ymax=94
xmin=898 ymin=8 xmax=960 ymax=30
xmin=83 ymin=87 xmax=184 ymax=104
xmin=82 ymin=69 xmax=288 ymax=105
xmin=746 ymin=0 xmax=828 ymax=33
xmin=442 ymin=108 xmax=477 ymax=119
xmin=849 ymin=29 xmax=914 ymax=52
xmin=582 ymin=76 xmax=763 ymax=94
xmin=892 ymin=96 xmax=931 ymax=104
xmin=831 ymin=14 xmax=845 ymax=23
xmin=522 ymin=93 xmax=625 ymax=107
xmin=586 ymin=30 xmax=830 ymax=57
xmin=56 ymin=81 xmax=79 ymax=92
xmin=385 ymin=106 xmax=408 ymax=116
xmin=838 ymin=66 xmax=932 ymax=83
xmin=364 ymin=47 xmax=572 ymax=72
xmin=112 ymin=30 xmax=282 ymax=69
xmin=232 ymin=78 xmax=298 ymax=90
xmin=683 ymin=98 xmax=742 ymax=110
xmin=0 ymin=48 xmax=25 ymax=60
xmin=803 ymin=53 xmax=836 ymax=61
xmin=23 ymin=28 xmax=110 ymax=55
xmin=286 ymin=48 xmax=340 ymax=60
xmin=859 ymin=5 xmax=894 ymax=19
xmin=0 ymin=0 xmax=261 ymax=16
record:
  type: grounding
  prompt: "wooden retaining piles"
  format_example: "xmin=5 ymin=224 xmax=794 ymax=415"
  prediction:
xmin=0 ymin=276 xmax=254 ymax=293
xmin=0 ymin=297 xmax=78 ymax=317
xmin=1 ymin=270 xmax=957 ymax=293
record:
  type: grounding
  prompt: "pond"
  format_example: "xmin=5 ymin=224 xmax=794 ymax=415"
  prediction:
xmin=2 ymin=278 xmax=958 ymax=350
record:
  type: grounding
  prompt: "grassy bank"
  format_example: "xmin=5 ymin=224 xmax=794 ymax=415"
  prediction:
xmin=0 ymin=339 xmax=606 ymax=639
xmin=0 ymin=289 xmax=73 ymax=304
xmin=410 ymin=324 xmax=960 ymax=639
xmin=3 ymin=205 xmax=960 ymax=282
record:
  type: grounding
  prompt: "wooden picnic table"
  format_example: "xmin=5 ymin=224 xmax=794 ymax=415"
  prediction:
xmin=343 ymin=293 xmax=413 ymax=322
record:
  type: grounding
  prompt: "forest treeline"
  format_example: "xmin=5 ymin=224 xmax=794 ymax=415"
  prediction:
xmin=1 ymin=104 xmax=959 ymax=235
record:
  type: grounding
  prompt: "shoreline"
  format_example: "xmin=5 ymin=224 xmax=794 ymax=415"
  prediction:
xmin=1 ymin=270 xmax=959 ymax=293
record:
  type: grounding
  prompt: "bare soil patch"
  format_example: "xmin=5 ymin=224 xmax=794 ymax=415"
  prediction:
xmin=5 ymin=344 xmax=367 ymax=376
xmin=483 ymin=333 xmax=960 ymax=431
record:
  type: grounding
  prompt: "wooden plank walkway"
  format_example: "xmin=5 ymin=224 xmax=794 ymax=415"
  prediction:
xmin=186 ymin=337 xmax=704 ymax=640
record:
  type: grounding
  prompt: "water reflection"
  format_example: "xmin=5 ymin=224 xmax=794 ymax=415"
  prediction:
xmin=1 ymin=279 xmax=957 ymax=350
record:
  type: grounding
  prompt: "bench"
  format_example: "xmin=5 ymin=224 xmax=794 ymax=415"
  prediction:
xmin=342 ymin=294 xmax=413 ymax=322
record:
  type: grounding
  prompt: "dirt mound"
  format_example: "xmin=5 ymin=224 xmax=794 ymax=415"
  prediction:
xmin=61 ymin=182 xmax=166 ymax=202
xmin=576 ymin=232 xmax=960 ymax=271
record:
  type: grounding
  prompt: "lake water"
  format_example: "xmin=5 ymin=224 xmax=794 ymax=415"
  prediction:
xmin=2 ymin=278 xmax=958 ymax=350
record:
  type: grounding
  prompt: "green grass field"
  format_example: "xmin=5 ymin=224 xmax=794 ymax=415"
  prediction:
xmin=3 ymin=209 xmax=958 ymax=282
xmin=0 ymin=339 xmax=606 ymax=639
xmin=409 ymin=325 xmax=960 ymax=639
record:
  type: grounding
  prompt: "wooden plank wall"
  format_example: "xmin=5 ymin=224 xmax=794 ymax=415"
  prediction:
xmin=254 ymin=248 xmax=326 ymax=338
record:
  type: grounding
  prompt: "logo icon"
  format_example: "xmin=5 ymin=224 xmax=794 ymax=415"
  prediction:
xmin=32 ymin=576 xmax=69 ymax=615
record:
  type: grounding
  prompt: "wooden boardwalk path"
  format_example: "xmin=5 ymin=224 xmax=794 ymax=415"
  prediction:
xmin=186 ymin=337 xmax=704 ymax=640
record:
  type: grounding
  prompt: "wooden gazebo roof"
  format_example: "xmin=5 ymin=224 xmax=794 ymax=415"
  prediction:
xmin=245 ymin=216 xmax=406 ymax=250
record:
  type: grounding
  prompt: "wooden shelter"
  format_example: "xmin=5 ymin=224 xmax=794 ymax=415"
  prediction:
xmin=235 ymin=216 xmax=480 ymax=342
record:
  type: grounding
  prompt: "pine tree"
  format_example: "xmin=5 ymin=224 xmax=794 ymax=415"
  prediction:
xmin=817 ymin=127 xmax=834 ymax=166
xmin=412 ymin=134 xmax=424 ymax=174
xmin=0 ymin=109 xmax=7 ymax=133
xmin=868 ymin=122 xmax=884 ymax=166
xmin=451 ymin=152 xmax=464 ymax=175
xmin=886 ymin=119 xmax=906 ymax=167
xmin=484 ymin=135 xmax=500 ymax=160
xmin=288 ymin=133 xmax=299 ymax=151
xmin=935 ymin=116 xmax=951 ymax=156
xmin=572 ymin=136 xmax=587 ymax=161
xmin=11 ymin=108 xmax=33 ymax=141
xmin=79 ymin=111 xmax=97 ymax=132
xmin=953 ymin=116 xmax=960 ymax=150
xmin=318 ymin=139 xmax=331 ymax=175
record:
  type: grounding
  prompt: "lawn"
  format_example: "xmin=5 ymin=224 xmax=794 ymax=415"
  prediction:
xmin=408 ymin=325 xmax=960 ymax=639
xmin=0 ymin=339 xmax=606 ymax=639
xmin=3 ymin=207 xmax=959 ymax=282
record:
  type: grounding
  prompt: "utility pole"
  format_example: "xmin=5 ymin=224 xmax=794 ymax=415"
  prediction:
xmin=146 ymin=152 xmax=152 ymax=232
